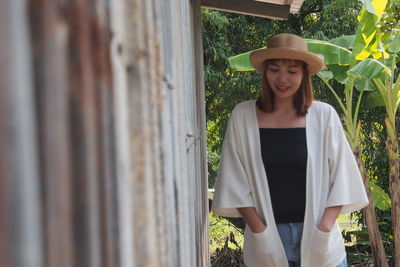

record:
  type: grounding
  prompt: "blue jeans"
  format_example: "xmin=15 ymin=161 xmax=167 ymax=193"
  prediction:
xmin=277 ymin=222 xmax=347 ymax=267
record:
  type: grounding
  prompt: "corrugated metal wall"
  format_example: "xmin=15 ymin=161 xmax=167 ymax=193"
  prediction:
xmin=0 ymin=0 xmax=209 ymax=266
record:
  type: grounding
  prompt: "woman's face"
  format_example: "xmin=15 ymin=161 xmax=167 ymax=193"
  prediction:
xmin=265 ymin=59 xmax=304 ymax=101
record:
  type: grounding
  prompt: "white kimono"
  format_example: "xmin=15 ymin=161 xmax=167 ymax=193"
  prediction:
xmin=211 ymin=100 xmax=369 ymax=267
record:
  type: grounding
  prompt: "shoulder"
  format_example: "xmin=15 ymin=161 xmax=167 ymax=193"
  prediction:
xmin=309 ymin=100 xmax=343 ymax=129
xmin=310 ymin=100 xmax=336 ymax=113
xmin=232 ymin=100 xmax=255 ymax=113
xmin=230 ymin=100 xmax=256 ymax=119
xmin=310 ymin=100 xmax=340 ymax=119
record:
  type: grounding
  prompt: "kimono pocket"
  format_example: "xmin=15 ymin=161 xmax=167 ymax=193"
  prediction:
xmin=308 ymin=224 xmax=344 ymax=266
xmin=243 ymin=225 xmax=281 ymax=267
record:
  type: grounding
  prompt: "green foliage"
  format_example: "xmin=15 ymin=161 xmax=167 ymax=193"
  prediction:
xmin=368 ymin=180 xmax=391 ymax=211
xmin=202 ymin=9 xmax=266 ymax=187
xmin=329 ymin=35 xmax=355 ymax=49
xmin=345 ymin=215 xmax=394 ymax=265
xmin=307 ymin=39 xmax=353 ymax=65
xmin=209 ymin=213 xmax=244 ymax=255
xmin=352 ymin=0 xmax=389 ymax=60
xmin=347 ymin=58 xmax=391 ymax=80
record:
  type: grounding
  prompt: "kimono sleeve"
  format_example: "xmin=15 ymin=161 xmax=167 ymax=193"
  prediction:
xmin=211 ymin=110 xmax=254 ymax=218
xmin=325 ymin=107 xmax=369 ymax=214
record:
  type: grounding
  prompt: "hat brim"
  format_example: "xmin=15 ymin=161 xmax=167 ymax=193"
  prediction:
xmin=250 ymin=48 xmax=325 ymax=75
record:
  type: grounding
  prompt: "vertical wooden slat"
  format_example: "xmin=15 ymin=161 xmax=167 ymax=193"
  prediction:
xmin=109 ymin=0 xmax=136 ymax=266
xmin=175 ymin=1 xmax=196 ymax=265
xmin=130 ymin=0 xmax=161 ymax=264
xmin=113 ymin=0 xmax=161 ymax=265
xmin=29 ymin=0 xmax=118 ymax=266
xmin=65 ymin=1 xmax=102 ymax=266
xmin=158 ymin=0 xmax=180 ymax=266
xmin=192 ymin=0 xmax=210 ymax=266
xmin=87 ymin=1 xmax=120 ymax=266
xmin=144 ymin=0 xmax=172 ymax=266
xmin=0 ymin=1 xmax=43 ymax=267
xmin=28 ymin=1 xmax=75 ymax=266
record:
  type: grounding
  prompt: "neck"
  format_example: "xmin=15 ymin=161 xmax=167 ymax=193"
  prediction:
xmin=274 ymin=98 xmax=294 ymax=113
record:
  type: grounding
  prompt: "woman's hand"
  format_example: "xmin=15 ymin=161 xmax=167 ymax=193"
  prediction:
xmin=238 ymin=207 xmax=266 ymax=233
xmin=252 ymin=224 xmax=267 ymax=233
xmin=317 ymin=205 xmax=343 ymax=233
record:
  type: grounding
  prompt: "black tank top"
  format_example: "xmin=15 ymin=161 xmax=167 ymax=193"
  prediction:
xmin=259 ymin=128 xmax=307 ymax=224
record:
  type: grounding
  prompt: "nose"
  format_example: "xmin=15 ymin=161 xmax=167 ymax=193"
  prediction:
xmin=277 ymin=71 xmax=288 ymax=82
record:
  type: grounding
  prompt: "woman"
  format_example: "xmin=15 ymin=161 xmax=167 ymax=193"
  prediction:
xmin=211 ymin=33 xmax=369 ymax=267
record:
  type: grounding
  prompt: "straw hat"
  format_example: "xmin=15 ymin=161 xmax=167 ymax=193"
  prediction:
xmin=249 ymin=33 xmax=325 ymax=75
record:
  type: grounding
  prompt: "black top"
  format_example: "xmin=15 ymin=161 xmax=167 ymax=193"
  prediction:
xmin=259 ymin=128 xmax=307 ymax=224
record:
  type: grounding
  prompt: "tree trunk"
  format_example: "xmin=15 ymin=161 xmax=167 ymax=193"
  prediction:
xmin=386 ymin=133 xmax=400 ymax=267
xmin=354 ymin=147 xmax=389 ymax=267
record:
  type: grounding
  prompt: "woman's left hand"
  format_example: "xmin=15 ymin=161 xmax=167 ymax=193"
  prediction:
xmin=317 ymin=222 xmax=333 ymax=233
xmin=317 ymin=205 xmax=343 ymax=233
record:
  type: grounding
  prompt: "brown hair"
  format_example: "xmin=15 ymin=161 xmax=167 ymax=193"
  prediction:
xmin=256 ymin=59 xmax=313 ymax=116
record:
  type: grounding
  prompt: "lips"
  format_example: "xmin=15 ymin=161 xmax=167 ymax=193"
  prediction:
xmin=276 ymin=86 xmax=290 ymax=92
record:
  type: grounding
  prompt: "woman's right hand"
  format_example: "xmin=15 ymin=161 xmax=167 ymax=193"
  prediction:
xmin=251 ymin=224 xmax=267 ymax=233
xmin=237 ymin=207 xmax=266 ymax=233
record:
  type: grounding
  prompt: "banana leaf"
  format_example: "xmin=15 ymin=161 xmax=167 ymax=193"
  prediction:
xmin=368 ymin=180 xmax=391 ymax=211
xmin=388 ymin=30 xmax=400 ymax=53
xmin=362 ymin=90 xmax=385 ymax=110
xmin=352 ymin=0 xmax=389 ymax=60
xmin=316 ymin=70 xmax=333 ymax=82
xmin=347 ymin=58 xmax=391 ymax=80
xmin=354 ymin=78 xmax=379 ymax=92
xmin=329 ymin=35 xmax=355 ymax=50
xmin=306 ymin=39 xmax=352 ymax=65
xmin=328 ymin=64 xmax=350 ymax=84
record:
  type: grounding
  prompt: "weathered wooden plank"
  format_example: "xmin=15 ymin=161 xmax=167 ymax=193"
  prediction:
xmin=175 ymin=0 xmax=197 ymax=265
xmin=114 ymin=0 xmax=161 ymax=266
xmin=109 ymin=0 xmax=136 ymax=266
xmin=254 ymin=0 xmax=289 ymax=5
xmin=109 ymin=0 xmax=211 ymax=266
xmin=148 ymin=1 xmax=174 ymax=266
xmin=28 ymin=0 xmax=75 ymax=266
xmin=191 ymin=0 xmax=210 ymax=265
xmin=0 ymin=1 xmax=43 ymax=267
xmin=65 ymin=1 xmax=103 ymax=266
xmin=201 ymin=0 xmax=290 ymax=20
xmin=158 ymin=0 xmax=180 ymax=266
xmin=86 ymin=1 xmax=120 ymax=266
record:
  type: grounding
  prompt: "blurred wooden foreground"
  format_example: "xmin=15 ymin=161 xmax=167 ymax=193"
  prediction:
xmin=0 ymin=0 xmax=209 ymax=266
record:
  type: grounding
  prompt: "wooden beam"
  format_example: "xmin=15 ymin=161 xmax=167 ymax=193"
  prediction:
xmin=254 ymin=0 xmax=288 ymax=5
xmin=201 ymin=0 xmax=290 ymax=20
